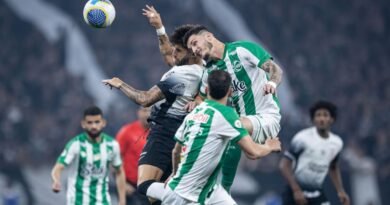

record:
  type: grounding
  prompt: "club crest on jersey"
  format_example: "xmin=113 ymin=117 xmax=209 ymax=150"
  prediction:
xmin=232 ymin=80 xmax=247 ymax=93
xmin=232 ymin=60 xmax=244 ymax=72
xmin=234 ymin=120 xmax=242 ymax=128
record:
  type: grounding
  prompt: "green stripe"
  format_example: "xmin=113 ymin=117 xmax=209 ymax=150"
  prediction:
xmin=169 ymin=109 xmax=215 ymax=192
xmin=76 ymin=135 xmax=86 ymax=205
xmin=89 ymin=142 xmax=101 ymax=205
xmin=226 ymin=47 xmax=256 ymax=115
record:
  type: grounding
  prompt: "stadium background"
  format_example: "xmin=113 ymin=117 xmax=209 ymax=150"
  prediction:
xmin=0 ymin=0 xmax=389 ymax=204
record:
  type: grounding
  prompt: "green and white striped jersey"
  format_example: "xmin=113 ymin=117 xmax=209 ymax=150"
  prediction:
xmin=57 ymin=133 xmax=122 ymax=205
xmin=168 ymin=100 xmax=249 ymax=203
xmin=199 ymin=41 xmax=281 ymax=116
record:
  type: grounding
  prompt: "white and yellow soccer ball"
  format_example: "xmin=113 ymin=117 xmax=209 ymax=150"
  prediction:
xmin=83 ymin=0 xmax=116 ymax=28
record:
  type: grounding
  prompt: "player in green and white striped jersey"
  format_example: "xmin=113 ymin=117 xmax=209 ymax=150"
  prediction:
xmin=158 ymin=70 xmax=281 ymax=205
xmin=184 ymin=25 xmax=284 ymax=192
xmin=51 ymin=106 xmax=126 ymax=205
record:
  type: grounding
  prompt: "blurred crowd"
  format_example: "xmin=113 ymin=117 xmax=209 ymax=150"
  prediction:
xmin=1 ymin=0 xmax=389 ymax=204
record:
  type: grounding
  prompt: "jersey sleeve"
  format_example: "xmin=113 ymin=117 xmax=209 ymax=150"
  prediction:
xmin=157 ymin=67 xmax=186 ymax=101
xmin=217 ymin=108 xmax=249 ymax=143
xmin=111 ymin=141 xmax=123 ymax=168
xmin=57 ymin=139 xmax=79 ymax=166
xmin=174 ymin=119 xmax=187 ymax=145
xmin=199 ymin=70 xmax=208 ymax=98
xmin=284 ymin=133 xmax=306 ymax=161
xmin=238 ymin=41 xmax=272 ymax=68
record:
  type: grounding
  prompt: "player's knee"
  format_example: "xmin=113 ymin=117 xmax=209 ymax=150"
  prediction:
xmin=137 ymin=179 xmax=156 ymax=196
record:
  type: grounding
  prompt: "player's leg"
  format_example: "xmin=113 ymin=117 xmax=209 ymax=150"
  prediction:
xmin=206 ymin=184 xmax=237 ymax=205
xmin=241 ymin=113 xmax=281 ymax=144
xmin=221 ymin=142 xmax=241 ymax=192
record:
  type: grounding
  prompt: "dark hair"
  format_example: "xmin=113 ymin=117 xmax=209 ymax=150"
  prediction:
xmin=207 ymin=70 xmax=231 ymax=100
xmin=183 ymin=25 xmax=209 ymax=48
xmin=310 ymin=101 xmax=337 ymax=120
xmin=83 ymin=106 xmax=103 ymax=118
xmin=170 ymin=24 xmax=197 ymax=48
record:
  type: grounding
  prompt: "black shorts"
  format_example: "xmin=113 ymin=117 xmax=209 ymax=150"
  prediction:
xmin=282 ymin=186 xmax=329 ymax=205
xmin=138 ymin=120 xmax=182 ymax=180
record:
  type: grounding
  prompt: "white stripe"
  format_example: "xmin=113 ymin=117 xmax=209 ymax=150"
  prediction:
xmin=82 ymin=142 xmax=93 ymax=205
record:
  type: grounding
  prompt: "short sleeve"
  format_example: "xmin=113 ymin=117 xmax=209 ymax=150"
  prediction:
xmin=284 ymin=134 xmax=306 ymax=161
xmin=174 ymin=119 xmax=187 ymax=145
xmin=57 ymin=139 xmax=79 ymax=166
xmin=111 ymin=141 xmax=122 ymax=168
xmin=217 ymin=107 xmax=249 ymax=143
xmin=237 ymin=41 xmax=272 ymax=68
xmin=199 ymin=70 xmax=208 ymax=98
xmin=157 ymin=68 xmax=186 ymax=101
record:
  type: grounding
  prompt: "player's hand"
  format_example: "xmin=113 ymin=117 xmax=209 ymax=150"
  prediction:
xmin=293 ymin=190 xmax=307 ymax=205
xmin=142 ymin=5 xmax=163 ymax=29
xmin=264 ymin=137 xmax=281 ymax=152
xmin=102 ymin=77 xmax=123 ymax=89
xmin=338 ymin=191 xmax=350 ymax=205
xmin=184 ymin=101 xmax=197 ymax=112
xmin=263 ymin=81 xmax=277 ymax=96
xmin=52 ymin=180 xmax=61 ymax=193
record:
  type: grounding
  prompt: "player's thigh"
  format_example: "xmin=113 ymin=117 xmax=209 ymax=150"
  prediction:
xmin=243 ymin=114 xmax=281 ymax=144
xmin=206 ymin=184 xmax=237 ymax=205
xmin=162 ymin=188 xmax=198 ymax=205
xmin=137 ymin=164 xmax=164 ymax=185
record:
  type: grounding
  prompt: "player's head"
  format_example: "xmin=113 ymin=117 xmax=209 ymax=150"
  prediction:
xmin=137 ymin=106 xmax=151 ymax=129
xmin=81 ymin=106 xmax=106 ymax=139
xmin=310 ymin=101 xmax=337 ymax=131
xmin=170 ymin=24 xmax=198 ymax=66
xmin=206 ymin=70 xmax=232 ymax=100
xmin=184 ymin=25 xmax=215 ymax=61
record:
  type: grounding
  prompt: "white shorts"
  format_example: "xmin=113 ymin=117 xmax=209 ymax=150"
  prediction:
xmin=245 ymin=113 xmax=281 ymax=144
xmin=162 ymin=184 xmax=236 ymax=205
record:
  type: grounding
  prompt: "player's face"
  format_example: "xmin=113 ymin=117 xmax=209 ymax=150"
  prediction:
xmin=313 ymin=109 xmax=334 ymax=131
xmin=173 ymin=45 xmax=190 ymax=65
xmin=81 ymin=115 xmax=106 ymax=138
xmin=187 ymin=34 xmax=212 ymax=61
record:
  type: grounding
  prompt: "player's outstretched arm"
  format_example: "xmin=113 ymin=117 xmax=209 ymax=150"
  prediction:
xmin=261 ymin=59 xmax=283 ymax=95
xmin=279 ymin=157 xmax=307 ymax=205
xmin=51 ymin=163 xmax=65 ymax=193
xmin=237 ymin=137 xmax=281 ymax=160
xmin=114 ymin=166 xmax=127 ymax=205
xmin=142 ymin=5 xmax=174 ymax=67
xmin=102 ymin=77 xmax=165 ymax=107
xmin=329 ymin=160 xmax=350 ymax=205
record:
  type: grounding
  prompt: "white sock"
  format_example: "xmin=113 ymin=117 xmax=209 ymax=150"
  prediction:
xmin=146 ymin=182 xmax=167 ymax=201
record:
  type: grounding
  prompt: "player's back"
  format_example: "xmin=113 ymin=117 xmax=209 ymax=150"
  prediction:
xmin=169 ymin=100 xmax=247 ymax=203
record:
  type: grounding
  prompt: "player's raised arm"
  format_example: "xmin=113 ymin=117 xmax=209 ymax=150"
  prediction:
xmin=237 ymin=137 xmax=281 ymax=160
xmin=261 ymin=59 xmax=283 ymax=95
xmin=142 ymin=5 xmax=174 ymax=67
xmin=102 ymin=77 xmax=165 ymax=107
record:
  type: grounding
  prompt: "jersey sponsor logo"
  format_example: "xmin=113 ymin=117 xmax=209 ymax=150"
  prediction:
xmin=232 ymin=60 xmax=244 ymax=72
xmin=188 ymin=113 xmax=210 ymax=123
xmin=232 ymin=80 xmax=247 ymax=93
xmin=80 ymin=163 xmax=105 ymax=178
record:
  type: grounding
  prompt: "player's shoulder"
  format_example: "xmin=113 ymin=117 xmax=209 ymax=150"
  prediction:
xmin=102 ymin=133 xmax=116 ymax=142
xmin=329 ymin=131 xmax=343 ymax=147
xmin=172 ymin=64 xmax=203 ymax=71
xmin=293 ymin=127 xmax=315 ymax=141
xmin=205 ymin=100 xmax=239 ymax=121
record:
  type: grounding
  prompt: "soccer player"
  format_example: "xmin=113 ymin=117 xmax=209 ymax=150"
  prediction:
xmin=116 ymin=107 xmax=151 ymax=205
xmin=51 ymin=106 xmax=126 ymax=205
xmin=144 ymin=70 xmax=281 ymax=205
xmin=184 ymin=25 xmax=283 ymax=191
xmin=102 ymin=26 xmax=204 ymax=204
xmin=279 ymin=101 xmax=350 ymax=205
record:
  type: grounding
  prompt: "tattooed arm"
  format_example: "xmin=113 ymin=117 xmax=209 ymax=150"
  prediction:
xmin=261 ymin=59 xmax=284 ymax=95
xmin=142 ymin=5 xmax=175 ymax=67
xmin=102 ymin=77 xmax=165 ymax=107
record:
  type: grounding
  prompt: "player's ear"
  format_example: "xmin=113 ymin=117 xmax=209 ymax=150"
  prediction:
xmin=228 ymin=87 xmax=232 ymax=97
xmin=205 ymin=32 xmax=213 ymax=42
xmin=101 ymin=118 xmax=107 ymax=128
xmin=81 ymin=120 xmax=86 ymax=129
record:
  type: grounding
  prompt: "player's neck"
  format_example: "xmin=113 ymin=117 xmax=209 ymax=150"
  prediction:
xmin=208 ymin=96 xmax=228 ymax=106
xmin=211 ymin=40 xmax=225 ymax=60
xmin=87 ymin=134 xmax=102 ymax=143
xmin=316 ymin=128 xmax=330 ymax=139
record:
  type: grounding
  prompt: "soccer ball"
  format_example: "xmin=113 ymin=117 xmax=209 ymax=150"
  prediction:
xmin=83 ymin=0 xmax=116 ymax=28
